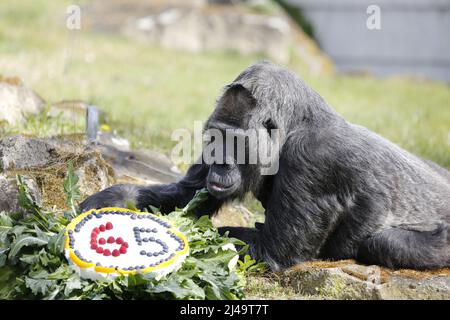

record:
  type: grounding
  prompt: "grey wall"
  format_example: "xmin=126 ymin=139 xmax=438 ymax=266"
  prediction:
xmin=287 ymin=0 xmax=450 ymax=81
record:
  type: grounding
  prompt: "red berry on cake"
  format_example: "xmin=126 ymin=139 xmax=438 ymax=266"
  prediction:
xmin=106 ymin=222 xmax=113 ymax=230
xmin=99 ymin=225 xmax=106 ymax=232
xmin=112 ymin=249 xmax=120 ymax=257
xmin=103 ymin=249 xmax=111 ymax=256
xmin=119 ymin=246 xmax=127 ymax=254
xmin=107 ymin=236 xmax=115 ymax=243
xmin=96 ymin=247 xmax=104 ymax=254
xmin=99 ymin=238 xmax=106 ymax=245
xmin=116 ymin=237 xmax=123 ymax=244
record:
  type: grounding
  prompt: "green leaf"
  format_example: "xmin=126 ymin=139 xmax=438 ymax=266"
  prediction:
xmin=0 ymin=266 xmax=18 ymax=299
xmin=19 ymin=253 xmax=39 ymax=265
xmin=28 ymin=269 xmax=49 ymax=279
xmin=25 ymin=277 xmax=56 ymax=296
xmin=33 ymin=225 xmax=50 ymax=242
xmin=153 ymin=277 xmax=197 ymax=299
xmin=47 ymin=265 xmax=72 ymax=280
xmin=9 ymin=225 xmax=27 ymax=237
xmin=148 ymin=204 xmax=160 ymax=214
xmin=182 ymin=188 xmax=209 ymax=215
xmin=45 ymin=288 xmax=61 ymax=300
xmin=47 ymin=230 xmax=65 ymax=255
xmin=194 ymin=215 xmax=214 ymax=229
xmin=63 ymin=161 xmax=81 ymax=215
xmin=0 ymin=212 xmax=13 ymax=227
xmin=125 ymin=200 xmax=138 ymax=211
xmin=204 ymin=283 xmax=222 ymax=300
xmin=39 ymin=250 xmax=57 ymax=267
xmin=182 ymin=278 xmax=205 ymax=299
xmin=16 ymin=175 xmax=38 ymax=212
xmin=126 ymin=273 xmax=147 ymax=287
xmin=16 ymin=175 xmax=49 ymax=230
xmin=64 ymin=276 xmax=82 ymax=296
xmin=200 ymin=249 xmax=239 ymax=266
xmin=0 ymin=249 xmax=7 ymax=267
xmin=9 ymin=235 xmax=48 ymax=258
xmin=0 ymin=226 xmax=11 ymax=244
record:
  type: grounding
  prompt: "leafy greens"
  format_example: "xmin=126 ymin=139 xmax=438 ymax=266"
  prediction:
xmin=0 ymin=168 xmax=251 ymax=300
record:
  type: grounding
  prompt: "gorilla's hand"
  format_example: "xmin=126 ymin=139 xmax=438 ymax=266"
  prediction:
xmin=218 ymin=226 xmax=261 ymax=259
xmin=79 ymin=184 xmax=144 ymax=212
xmin=218 ymin=226 xmax=259 ymax=243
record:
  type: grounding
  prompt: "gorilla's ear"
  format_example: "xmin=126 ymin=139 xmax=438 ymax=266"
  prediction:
xmin=215 ymin=84 xmax=256 ymax=122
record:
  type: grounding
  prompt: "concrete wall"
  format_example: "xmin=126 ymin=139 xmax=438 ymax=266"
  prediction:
xmin=287 ymin=0 xmax=450 ymax=81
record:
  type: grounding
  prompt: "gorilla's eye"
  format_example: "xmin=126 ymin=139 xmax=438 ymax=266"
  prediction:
xmin=263 ymin=118 xmax=277 ymax=137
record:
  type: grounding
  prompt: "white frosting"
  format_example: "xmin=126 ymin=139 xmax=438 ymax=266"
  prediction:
xmin=65 ymin=209 xmax=189 ymax=281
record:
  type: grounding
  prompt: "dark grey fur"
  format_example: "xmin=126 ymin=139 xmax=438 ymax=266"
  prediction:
xmin=80 ymin=61 xmax=450 ymax=271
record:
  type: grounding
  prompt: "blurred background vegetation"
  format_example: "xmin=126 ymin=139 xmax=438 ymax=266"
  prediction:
xmin=0 ymin=0 xmax=448 ymax=168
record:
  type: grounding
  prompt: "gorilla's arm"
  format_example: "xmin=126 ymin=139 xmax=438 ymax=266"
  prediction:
xmin=80 ymin=163 xmax=224 ymax=217
xmin=219 ymin=193 xmax=334 ymax=271
xmin=218 ymin=134 xmax=344 ymax=271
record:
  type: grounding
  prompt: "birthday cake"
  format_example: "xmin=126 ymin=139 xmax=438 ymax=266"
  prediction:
xmin=64 ymin=208 xmax=189 ymax=281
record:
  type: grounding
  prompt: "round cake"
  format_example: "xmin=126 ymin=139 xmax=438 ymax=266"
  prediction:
xmin=64 ymin=207 xmax=189 ymax=280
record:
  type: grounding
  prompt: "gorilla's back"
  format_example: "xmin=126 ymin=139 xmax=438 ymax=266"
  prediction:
xmin=348 ymin=123 xmax=450 ymax=226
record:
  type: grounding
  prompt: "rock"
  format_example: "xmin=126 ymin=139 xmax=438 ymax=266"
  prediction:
xmin=0 ymin=131 xmax=184 ymax=212
xmin=75 ymin=156 xmax=114 ymax=198
xmin=0 ymin=136 xmax=57 ymax=171
xmin=122 ymin=6 xmax=292 ymax=62
xmin=97 ymin=132 xmax=181 ymax=185
xmin=280 ymin=260 xmax=450 ymax=300
xmin=0 ymin=135 xmax=114 ymax=210
xmin=0 ymin=82 xmax=45 ymax=125
xmin=0 ymin=174 xmax=42 ymax=213
xmin=83 ymin=0 xmax=334 ymax=70
xmin=98 ymin=132 xmax=131 ymax=151
xmin=282 ymin=261 xmax=380 ymax=299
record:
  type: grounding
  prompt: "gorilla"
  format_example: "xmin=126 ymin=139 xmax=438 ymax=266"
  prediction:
xmin=81 ymin=61 xmax=450 ymax=271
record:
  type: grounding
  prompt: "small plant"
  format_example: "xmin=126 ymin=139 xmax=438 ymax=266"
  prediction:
xmin=63 ymin=160 xmax=80 ymax=217
xmin=238 ymin=254 xmax=267 ymax=275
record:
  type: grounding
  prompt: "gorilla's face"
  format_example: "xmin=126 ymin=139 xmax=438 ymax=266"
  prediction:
xmin=203 ymin=130 xmax=260 ymax=200
xmin=203 ymin=119 xmax=249 ymax=200
xmin=203 ymin=84 xmax=275 ymax=200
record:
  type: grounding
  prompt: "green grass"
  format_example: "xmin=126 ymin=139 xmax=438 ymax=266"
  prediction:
xmin=0 ymin=0 xmax=449 ymax=169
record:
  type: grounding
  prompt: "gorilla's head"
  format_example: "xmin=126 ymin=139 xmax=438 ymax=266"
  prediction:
xmin=203 ymin=73 xmax=281 ymax=200
xmin=201 ymin=61 xmax=336 ymax=200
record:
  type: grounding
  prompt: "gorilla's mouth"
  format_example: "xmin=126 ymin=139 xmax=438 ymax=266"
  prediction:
xmin=206 ymin=164 xmax=241 ymax=199
xmin=208 ymin=182 xmax=233 ymax=192
xmin=207 ymin=181 xmax=238 ymax=198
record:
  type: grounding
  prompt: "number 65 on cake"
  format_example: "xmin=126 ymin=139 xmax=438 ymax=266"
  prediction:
xmin=64 ymin=207 xmax=189 ymax=280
